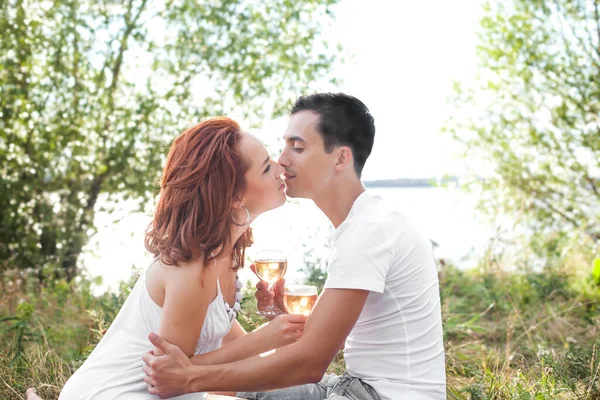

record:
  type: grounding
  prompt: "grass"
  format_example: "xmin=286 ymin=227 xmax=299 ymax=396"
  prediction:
xmin=1 ymin=250 xmax=600 ymax=399
xmin=442 ymin=264 xmax=600 ymax=399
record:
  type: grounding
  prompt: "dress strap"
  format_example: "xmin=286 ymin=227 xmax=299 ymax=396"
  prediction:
xmin=216 ymin=276 xmax=223 ymax=296
xmin=209 ymin=252 xmax=222 ymax=296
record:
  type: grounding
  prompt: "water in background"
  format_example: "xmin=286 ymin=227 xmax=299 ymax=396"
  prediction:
xmin=82 ymin=187 xmax=494 ymax=294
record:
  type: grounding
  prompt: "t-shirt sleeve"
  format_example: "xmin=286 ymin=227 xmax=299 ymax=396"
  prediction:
xmin=324 ymin=222 xmax=394 ymax=293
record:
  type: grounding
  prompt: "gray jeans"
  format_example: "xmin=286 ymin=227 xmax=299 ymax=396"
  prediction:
xmin=236 ymin=373 xmax=380 ymax=400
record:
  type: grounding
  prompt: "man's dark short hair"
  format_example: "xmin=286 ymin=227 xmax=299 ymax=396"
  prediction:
xmin=291 ymin=93 xmax=375 ymax=177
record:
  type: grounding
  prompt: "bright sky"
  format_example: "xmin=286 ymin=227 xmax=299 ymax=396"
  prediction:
xmin=249 ymin=0 xmax=481 ymax=180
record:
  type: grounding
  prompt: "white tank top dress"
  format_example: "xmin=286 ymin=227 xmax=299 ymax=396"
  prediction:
xmin=59 ymin=259 xmax=234 ymax=399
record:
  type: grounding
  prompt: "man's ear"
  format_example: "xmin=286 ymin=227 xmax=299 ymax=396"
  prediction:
xmin=334 ymin=147 xmax=354 ymax=171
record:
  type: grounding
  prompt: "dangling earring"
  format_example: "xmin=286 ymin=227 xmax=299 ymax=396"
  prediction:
xmin=231 ymin=205 xmax=251 ymax=226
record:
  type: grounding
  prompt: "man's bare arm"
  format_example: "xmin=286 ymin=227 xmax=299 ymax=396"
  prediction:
xmin=183 ymin=288 xmax=369 ymax=393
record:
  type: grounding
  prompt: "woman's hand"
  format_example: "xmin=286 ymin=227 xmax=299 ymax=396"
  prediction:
xmin=257 ymin=313 xmax=308 ymax=349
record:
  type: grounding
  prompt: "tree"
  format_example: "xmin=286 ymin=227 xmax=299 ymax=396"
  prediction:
xmin=0 ymin=0 xmax=340 ymax=280
xmin=446 ymin=0 xmax=600 ymax=244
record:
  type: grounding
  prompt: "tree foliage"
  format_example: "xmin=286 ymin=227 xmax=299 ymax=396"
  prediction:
xmin=446 ymin=0 xmax=600 ymax=243
xmin=0 ymin=0 xmax=340 ymax=279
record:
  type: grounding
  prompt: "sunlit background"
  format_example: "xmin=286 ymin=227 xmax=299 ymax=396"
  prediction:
xmin=3 ymin=1 xmax=600 ymax=397
xmin=81 ymin=0 xmax=486 ymax=293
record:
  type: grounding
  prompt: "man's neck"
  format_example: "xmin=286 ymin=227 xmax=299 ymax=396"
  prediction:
xmin=313 ymin=180 xmax=365 ymax=228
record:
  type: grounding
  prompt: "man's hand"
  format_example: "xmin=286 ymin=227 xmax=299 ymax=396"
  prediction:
xmin=143 ymin=333 xmax=193 ymax=399
xmin=250 ymin=264 xmax=287 ymax=319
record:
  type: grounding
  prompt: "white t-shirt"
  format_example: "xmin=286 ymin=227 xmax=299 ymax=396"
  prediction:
xmin=324 ymin=192 xmax=446 ymax=400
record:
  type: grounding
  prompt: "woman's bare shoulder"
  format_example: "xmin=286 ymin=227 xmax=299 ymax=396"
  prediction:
xmin=147 ymin=257 xmax=216 ymax=308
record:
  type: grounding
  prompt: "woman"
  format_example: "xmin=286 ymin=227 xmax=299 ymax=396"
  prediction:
xmin=50 ymin=117 xmax=305 ymax=399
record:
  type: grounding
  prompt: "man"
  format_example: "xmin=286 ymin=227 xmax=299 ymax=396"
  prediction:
xmin=143 ymin=93 xmax=446 ymax=399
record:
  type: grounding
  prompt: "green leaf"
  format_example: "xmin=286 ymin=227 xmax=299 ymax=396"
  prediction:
xmin=593 ymin=258 xmax=600 ymax=284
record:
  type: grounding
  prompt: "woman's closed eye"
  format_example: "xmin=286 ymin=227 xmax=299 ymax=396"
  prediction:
xmin=263 ymin=164 xmax=272 ymax=174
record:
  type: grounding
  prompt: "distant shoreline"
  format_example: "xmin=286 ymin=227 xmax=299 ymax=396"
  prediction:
xmin=363 ymin=177 xmax=457 ymax=188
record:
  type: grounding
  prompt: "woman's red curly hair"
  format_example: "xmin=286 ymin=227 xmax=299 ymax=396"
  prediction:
xmin=145 ymin=117 xmax=253 ymax=269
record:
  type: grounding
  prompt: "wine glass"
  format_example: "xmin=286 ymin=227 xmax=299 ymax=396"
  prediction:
xmin=254 ymin=250 xmax=287 ymax=317
xmin=283 ymin=284 xmax=318 ymax=316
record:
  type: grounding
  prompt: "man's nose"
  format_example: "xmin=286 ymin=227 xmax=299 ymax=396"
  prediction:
xmin=278 ymin=150 xmax=289 ymax=167
xmin=274 ymin=162 xmax=285 ymax=176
